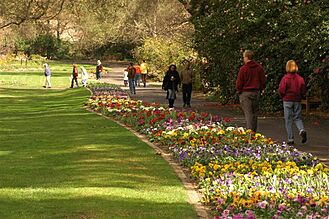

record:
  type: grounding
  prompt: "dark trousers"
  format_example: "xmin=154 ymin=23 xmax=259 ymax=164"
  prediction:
xmin=71 ymin=77 xmax=78 ymax=88
xmin=182 ymin=83 xmax=192 ymax=105
xmin=168 ymin=99 xmax=175 ymax=108
xmin=239 ymin=91 xmax=260 ymax=132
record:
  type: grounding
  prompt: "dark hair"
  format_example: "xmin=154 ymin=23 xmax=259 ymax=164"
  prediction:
xmin=168 ymin=64 xmax=177 ymax=71
xmin=130 ymin=62 xmax=134 ymax=66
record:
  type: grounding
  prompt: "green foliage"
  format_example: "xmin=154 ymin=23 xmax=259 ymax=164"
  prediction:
xmin=134 ymin=37 xmax=194 ymax=80
xmin=182 ymin=0 xmax=329 ymax=112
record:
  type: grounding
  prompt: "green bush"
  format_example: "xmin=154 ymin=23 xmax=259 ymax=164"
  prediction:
xmin=134 ymin=37 xmax=194 ymax=81
xmin=182 ymin=0 xmax=329 ymax=112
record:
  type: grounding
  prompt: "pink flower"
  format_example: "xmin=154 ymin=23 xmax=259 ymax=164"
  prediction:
xmin=296 ymin=212 xmax=304 ymax=217
xmin=221 ymin=209 xmax=230 ymax=217
xmin=258 ymin=200 xmax=268 ymax=209
xmin=232 ymin=214 xmax=244 ymax=219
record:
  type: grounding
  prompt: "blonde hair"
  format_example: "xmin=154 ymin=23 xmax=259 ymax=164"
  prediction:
xmin=286 ymin=60 xmax=298 ymax=73
xmin=243 ymin=50 xmax=254 ymax=60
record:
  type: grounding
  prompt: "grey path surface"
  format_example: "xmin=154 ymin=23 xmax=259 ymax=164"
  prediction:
xmin=101 ymin=62 xmax=329 ymax=165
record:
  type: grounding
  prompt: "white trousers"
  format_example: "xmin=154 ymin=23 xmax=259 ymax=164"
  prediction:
xmin=45 ymin=76 xmax=51 ymax=88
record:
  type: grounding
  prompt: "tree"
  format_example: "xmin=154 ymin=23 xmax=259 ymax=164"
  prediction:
xmin=179 ymin=0 xmax=329 ymax=112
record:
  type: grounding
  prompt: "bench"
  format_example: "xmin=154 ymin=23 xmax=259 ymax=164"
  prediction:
xmin=301 ymin=96 xmax=321 ymax=114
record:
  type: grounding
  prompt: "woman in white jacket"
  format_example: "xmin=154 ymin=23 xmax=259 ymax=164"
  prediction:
xmin=80 ymin=66 xmax=89 ymax=87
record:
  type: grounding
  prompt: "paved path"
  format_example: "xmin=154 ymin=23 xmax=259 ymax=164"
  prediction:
xmin=102 ymin=62 xmax=329 ymax=165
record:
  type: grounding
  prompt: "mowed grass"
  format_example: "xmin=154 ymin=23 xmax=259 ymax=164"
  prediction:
xmin=0 ymin=64 xmax=197 ymax=219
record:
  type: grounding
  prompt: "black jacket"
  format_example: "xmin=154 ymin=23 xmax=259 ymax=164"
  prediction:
xmin=162 ymin=70 xmax=181 ymax=91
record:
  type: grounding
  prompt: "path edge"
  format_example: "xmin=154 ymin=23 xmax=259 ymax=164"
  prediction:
xmin=84 ymin=106 xmax=211 ymax=219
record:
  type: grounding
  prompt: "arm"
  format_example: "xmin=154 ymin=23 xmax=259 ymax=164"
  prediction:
xmin=278 ymin=77 xmax=286 ymax=98
xmin=236 ymin=68 xmax=244 ymax=93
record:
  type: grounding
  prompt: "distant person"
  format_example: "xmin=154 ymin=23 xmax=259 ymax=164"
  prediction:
xmin=70 ymin=64 xmax=79 ymax=88
xmin=127 ymin=63 xmax=136 ymax=94
xmin=123 ymin=68 xmax=128 ymax=86
xmin=180 ymin=61 xmax=193 ymax=108
xmin=162 ymin=64 xmax=181 ymax=108
xmin=140 ymin=60 xmax=149 ymax=87
xmin=278 ymin=60 xmax=307 ymax=145
xmin=80 ymin=66 xmax=89 ymax=87
xmin=134 ymin=64 xmax=141 ymax=87
xmin=43 ymin=63 xmax=51 ymax=88
xmin=96 ymin=60 xmax=103 ymax=80
xmin=236 ymin=50 xmax=266 ymax=132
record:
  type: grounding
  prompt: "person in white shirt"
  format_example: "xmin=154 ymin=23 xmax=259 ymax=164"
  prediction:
xmin=80 ymin=66 xmax=89 ymax=87
xmin=123 ymin=68 xmax=128 ymax=86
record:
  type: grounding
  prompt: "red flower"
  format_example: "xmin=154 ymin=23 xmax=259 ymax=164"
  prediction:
xmin=313 ymin=67 xmax=321 ymax=74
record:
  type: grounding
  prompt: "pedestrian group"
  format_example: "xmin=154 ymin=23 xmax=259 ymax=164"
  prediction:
xmin=43 ymin=52 xmax=308 ymax=145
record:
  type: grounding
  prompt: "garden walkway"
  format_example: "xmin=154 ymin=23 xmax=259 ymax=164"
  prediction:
xmin=103 ymin=62 xmax=329 ymax=165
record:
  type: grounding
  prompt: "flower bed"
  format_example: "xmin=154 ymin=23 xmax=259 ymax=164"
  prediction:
xmin=86 ymin=84 xmax=329 ymax=219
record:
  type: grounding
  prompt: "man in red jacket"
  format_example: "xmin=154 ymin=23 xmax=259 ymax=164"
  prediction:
xmin=236 ymin=50 xmax=266 ymax=132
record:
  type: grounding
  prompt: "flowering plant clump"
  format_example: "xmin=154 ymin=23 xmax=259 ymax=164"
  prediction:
xmin=86 ymin=84 xmax=329 ymax=219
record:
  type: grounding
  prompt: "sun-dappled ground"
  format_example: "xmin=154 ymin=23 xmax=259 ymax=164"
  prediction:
xmin=0 ymin=63 xmax=197 ymax=218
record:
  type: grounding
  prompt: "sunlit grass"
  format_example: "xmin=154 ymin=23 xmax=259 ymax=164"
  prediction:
xmin=0 ymin=67 xmax=197 ymax=218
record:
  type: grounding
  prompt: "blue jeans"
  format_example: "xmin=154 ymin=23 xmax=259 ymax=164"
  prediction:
xmin=283 ymin=101 xmax=305 ymax=141
xmin=135 ymin=74 xmax=141 ymax=86
xmin=128 ymin=78 xmax=135 ymax=94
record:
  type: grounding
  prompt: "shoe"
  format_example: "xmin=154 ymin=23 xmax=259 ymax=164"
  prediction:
xmin=183 ymin=104 xmax=186 ymax=107
xmin=300 ymin=130 xmax=307 ymax=143
xmin=187 ymin=104 xmax=191 ymax=108
xmin=42 ymin=86 xmax=46 ymax=88
xmin=287 ymin=141 xmax=294 ymax=146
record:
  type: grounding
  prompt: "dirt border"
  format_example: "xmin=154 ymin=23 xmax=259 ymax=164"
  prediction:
xmin=84 ymin=107 xmax=211 ymax=219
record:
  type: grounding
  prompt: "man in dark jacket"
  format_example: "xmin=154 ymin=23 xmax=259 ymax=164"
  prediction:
xmin=236 ymin=50 xmax=266 ymax=132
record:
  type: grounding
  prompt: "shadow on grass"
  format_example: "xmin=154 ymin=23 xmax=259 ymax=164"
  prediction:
xmin=0 ymin=87 xmax=198 ymax=218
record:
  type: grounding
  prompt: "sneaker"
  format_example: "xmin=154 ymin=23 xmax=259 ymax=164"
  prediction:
xmin=42 ymin=86 xmax=46 ymax=88
xmin=300 ymin=130 xmax=307 ymax=143
xmin=287 ymin=141 xmax=294 ymax=146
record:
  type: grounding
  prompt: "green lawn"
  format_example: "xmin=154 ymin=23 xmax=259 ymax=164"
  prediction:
xmin=0 ymin=63 xmax=197 ymax=218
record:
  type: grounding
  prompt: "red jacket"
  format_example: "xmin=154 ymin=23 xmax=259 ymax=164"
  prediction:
xmin=236 ymin=61 xmax=266 ymax=93
xmin=278 ymin=73 xmax=306 ymax=102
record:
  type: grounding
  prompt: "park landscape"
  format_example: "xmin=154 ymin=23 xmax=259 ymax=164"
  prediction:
xmin=1 ymin=0 xmax=329 ymax=219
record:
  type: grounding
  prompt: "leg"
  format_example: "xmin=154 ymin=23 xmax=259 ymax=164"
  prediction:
xmin=283 ymin=101 xmax=294 ymax=142
xmin=70 ymin=78 xmax=74 ymax=88
xmin=169 ymin=99 xmax=174 ymax=108
xmin=239 ymin=92 xmax=255 ymax=131
xmin=75 ymin=78 xmax=79 ymax=87
xmin=292 ymin=102 xmax=307 ymax=143
xmin=182 ymin=84 xmax=187 ymax=106
xmin=186 ymin=83 xmax=192 ymax=106
xmin=250 ymin=92 xmax=260 ymax=132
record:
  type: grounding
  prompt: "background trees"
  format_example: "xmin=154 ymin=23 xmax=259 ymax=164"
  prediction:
xmin=0 ymin=0 xmax=328 ymax=111
xmin=180 ymin=0 xmax=329 ymax=111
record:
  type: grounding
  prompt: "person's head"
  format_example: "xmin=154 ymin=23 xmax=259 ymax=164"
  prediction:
xmin=129 ymin=62 xmax=134 ymax=66
xmin=43 ymin=63 xmax=48 ymax=68
xmin=286 ymin=60 xmax=299 ymax=73
xmin=169 ymin=64 xmax=177 ymax=72
xmin=243 ymin=50 xmax=253 ymax=64
xmin=73 ymin=64 xmax=77 ymax=68
xmin=142 ymin=60 xmax=146 ymax=63
xmin=97 ymin=60 xmax=101 ymax=65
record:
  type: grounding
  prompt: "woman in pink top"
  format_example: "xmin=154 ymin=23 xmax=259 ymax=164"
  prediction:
xmin=278 ymin=60 xmax=307 ymax=145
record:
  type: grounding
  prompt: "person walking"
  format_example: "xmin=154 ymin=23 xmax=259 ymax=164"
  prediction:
xmin=236 ymin=50 xmax=266 ymax=132
xmin=140 ymin=60 xmax=149 ymax=87
xmin=43 ymin=63 xmax=52 ymax=88
xmin=127 ymin=63 xmax=136 ymax=94
xmin=80 ymin=66 xmax=89 ymax=87
xmin=70 ymin=64 xmax=79 ymax=88
xmin=162 ymin=64 xmax=181 ymax=108
xmin=180 ymin=61 xmax=193 ymax=108
xmin=123 ymin=68 xmax=128 ymax=86
xmin=278 ymin=60 xmax=307 ymax=145
xmin=134 ymin=64 xmax=141 ymax=87
xmin=96 ymin=60 xmax=103 ymax=80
